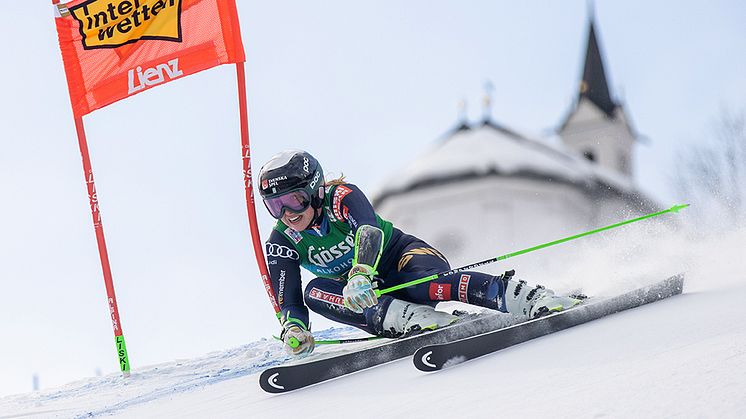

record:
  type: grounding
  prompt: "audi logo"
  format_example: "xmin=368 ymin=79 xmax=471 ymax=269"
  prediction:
xmin=266 ymin=243 xmax=300 ymax=260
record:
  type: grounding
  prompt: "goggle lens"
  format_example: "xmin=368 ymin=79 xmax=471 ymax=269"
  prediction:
xmin=263 ymin=190 xmax=312 ymax=219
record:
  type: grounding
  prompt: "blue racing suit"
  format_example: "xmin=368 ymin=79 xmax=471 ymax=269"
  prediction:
xmin=265 ymin=183 xmax=508 ymax=335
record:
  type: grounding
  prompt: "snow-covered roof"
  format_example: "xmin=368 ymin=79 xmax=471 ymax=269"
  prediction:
xmin=372 ymin=122 xmax=655 ymax=209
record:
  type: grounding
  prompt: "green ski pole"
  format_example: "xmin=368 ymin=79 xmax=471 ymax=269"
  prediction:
xmin=375 ymin=204 xmax=689 ymax=297
xmin=313 ymin=336 xmax=385 ymax=345
xmin=274 ymin=335 xmax=385 ymax=346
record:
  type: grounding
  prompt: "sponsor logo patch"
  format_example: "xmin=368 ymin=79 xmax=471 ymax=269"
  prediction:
xmin=265 ymin=175 xmax=287 ymax=189
xmin=69 ymin=0 xmax=183 ymax=50
xmin=308 ymin=287 xmax=344 ymax=307
xmin=127 ymin=58 xmax=182 ymax=94
xmin=458 ymin=274 xmax=470 ymax=303
xmin=277 ymin=270 xmax=286 ymax=305
xmin=284 ymin=227 xmax=303 ymax=244
xmin=332 ymin=185 xmax=353 ymax=220
xmin=429 ymin=283 xmax=451 ymax=301
xmin=309 ymin=171 xmax=321 ymax=189
xmin=265 ymin=243 xmax=299 ymax=260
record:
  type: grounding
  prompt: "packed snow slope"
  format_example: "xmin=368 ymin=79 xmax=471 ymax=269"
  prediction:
xmin=2 ymin=225 xmax=745 ymax=418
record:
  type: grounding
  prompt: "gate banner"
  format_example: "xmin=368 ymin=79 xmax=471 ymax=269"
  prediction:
xmin=54 ymin=0 xmax=245 ymax=117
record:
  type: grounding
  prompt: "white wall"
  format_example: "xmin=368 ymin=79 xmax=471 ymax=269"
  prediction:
xmin=560 ymin=99 xmax=635 ymax=176
xmin=377 ymin=176 xmax=593 ymax=269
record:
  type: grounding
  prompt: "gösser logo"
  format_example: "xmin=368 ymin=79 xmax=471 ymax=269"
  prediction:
xmin=69 ymin=0 xmax=183 ymax=50
xmin=128 ymin=59 xmax=183 ymax=94
xmin=307 ymin=233 xmax=354 ymax=268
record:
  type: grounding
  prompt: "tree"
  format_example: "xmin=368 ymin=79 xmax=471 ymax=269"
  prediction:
xmin=675 ymin=108 xmax=746 ymax=227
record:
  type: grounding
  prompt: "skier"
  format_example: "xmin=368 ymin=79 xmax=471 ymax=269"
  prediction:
xmin=259 ymin=150 xmax=580 ymax=355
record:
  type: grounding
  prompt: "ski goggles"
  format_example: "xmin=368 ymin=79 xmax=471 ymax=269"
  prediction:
xmin=262 ymin=189 xmax=312 ymax=219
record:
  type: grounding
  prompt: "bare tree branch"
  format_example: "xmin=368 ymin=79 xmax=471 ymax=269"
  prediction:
xmin=674 ymin=107 xmax=746 ymax=226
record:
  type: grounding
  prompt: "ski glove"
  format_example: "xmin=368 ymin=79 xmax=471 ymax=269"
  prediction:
xmin=343 ymin=264 xmax=378 ymax=313
xmin=281 ymin=322 xmax=315 ymax=356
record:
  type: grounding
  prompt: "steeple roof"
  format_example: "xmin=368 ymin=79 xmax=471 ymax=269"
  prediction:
xmin=579 ymin=20 xmax=617 ymax=116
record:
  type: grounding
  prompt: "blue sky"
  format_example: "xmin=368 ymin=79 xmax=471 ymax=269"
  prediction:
xmin=0 ymin=1 xmax=744 ymax=395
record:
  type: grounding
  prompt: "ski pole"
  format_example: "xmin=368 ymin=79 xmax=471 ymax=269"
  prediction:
xmin=314 ymin=336 xmax=385 ymax=345
xmin=273 ymin=335 xmax=385 ymax=346
xmin=375 ymin=204 xmax=689 ymax=297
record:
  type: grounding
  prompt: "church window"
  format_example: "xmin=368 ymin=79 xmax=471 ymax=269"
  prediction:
xmin=619 ymin=154 xmax=630 ymax=172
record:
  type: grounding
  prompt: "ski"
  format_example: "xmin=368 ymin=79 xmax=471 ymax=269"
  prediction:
xmin=259 ymin=311 xmax=517 ymax=393
xmin=413 ymin=274 xmax=684 ymax=372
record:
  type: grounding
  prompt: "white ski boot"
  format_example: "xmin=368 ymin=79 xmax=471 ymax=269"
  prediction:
xmin=503 ymin=279 xmax=582 ymax=319
xmin=381 ymin=299 xmax=458 ymax=337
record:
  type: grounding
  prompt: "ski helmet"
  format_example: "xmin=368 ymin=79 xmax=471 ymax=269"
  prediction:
xmin=258 ymin=150 xmax=325 ymax=218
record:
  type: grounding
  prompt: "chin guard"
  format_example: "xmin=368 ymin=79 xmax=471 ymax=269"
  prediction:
xmin=352 ymin=225 xmax=384 ymax=272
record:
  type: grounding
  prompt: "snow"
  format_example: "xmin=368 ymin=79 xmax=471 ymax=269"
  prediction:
xmin=2 ymin=226 xmax=745 ymax=418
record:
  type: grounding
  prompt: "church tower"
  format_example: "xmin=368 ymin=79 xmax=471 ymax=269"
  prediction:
xmin=558 ymin=18 xmax=637 ymax=177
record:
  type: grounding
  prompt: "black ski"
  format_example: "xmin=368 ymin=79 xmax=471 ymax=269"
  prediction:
xmin=259 ymin=311 xmax=518 ymax=393
xmin=413 ymin=274 xmax=684 ymax=372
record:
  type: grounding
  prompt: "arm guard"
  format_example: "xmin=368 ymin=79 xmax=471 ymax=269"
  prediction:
xmin=352 ymin=224 xmax=384 ymax=274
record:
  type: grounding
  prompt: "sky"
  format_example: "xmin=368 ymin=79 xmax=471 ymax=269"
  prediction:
xmin=0 ymin=0 xmax=744 ymax=396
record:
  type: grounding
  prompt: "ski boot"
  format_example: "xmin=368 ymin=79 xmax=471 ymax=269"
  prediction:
xmin=381 ymin=299 xmax=458 ymax=338
xmin=500 ymin=272 xmax=582 ymax=319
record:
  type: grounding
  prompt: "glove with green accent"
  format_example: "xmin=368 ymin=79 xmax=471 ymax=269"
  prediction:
xmin=343 ymin=264 xmax=379 ymax=313
xmin=280 ymin=322 xmax=315 ymax=356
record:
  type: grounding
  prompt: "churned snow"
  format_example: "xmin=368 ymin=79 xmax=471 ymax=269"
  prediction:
xmin=1 ymin=225 xmax=745 ymax=418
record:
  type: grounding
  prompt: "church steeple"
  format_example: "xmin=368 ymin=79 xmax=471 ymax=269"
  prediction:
xmin=557 ymin=14 xmax=637 ymax=177
xmin=579 ymin=20 xmax=616 ymax=116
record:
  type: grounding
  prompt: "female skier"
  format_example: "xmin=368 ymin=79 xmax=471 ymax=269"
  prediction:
xmin=259 ymin=150 xmax=579 ymax=355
